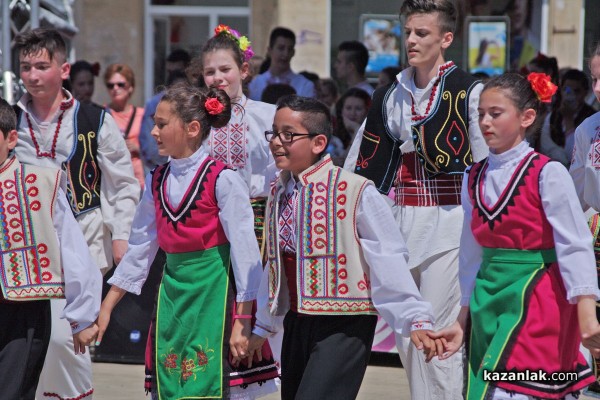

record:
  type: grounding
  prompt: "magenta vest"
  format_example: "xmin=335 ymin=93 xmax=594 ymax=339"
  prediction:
xmin=467 ymin=151 xmax=554 ymax=250
xmin=151 ymin=157 xmax=228 ymax=253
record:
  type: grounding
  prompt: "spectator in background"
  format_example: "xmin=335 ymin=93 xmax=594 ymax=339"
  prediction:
xmin=104 ymin=63 xmax=146 ymax=187
xmin=261 ymin=83 xmax=296 ymax=105
xmin=541 ymin=68 xmax=596 ymax=165
xmin=248 ymin=27 xmax=316 ymax=100
xmin=328 ymin=87 xmax=371 ymax=165
xmin=139 ymin=49 xmax=191 ymax=172
xmin=524 ymin=53 xmax=562 ymax=159
xmin=318 ymin=78 xmax=339 ymax=110
xmin=377 ymin=65 xmax=402 ymax=88
xmin=69 ymin=60 xmax=101 ymax=106
xmin=299 ymin=70 xmax=320 ymax=99
xmin=334 ymin=40 xmax=374 ymax=96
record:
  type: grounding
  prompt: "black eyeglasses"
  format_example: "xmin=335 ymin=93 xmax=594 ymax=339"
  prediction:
xmin=106 ymin=82 xmax=127 ymax=89
xmin=264 ymin=130 xmax=318 ymax=143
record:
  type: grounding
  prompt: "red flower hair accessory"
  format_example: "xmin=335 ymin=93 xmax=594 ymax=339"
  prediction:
xmin=205 ymin=97 xmax=224 ymax=115
xmin=527 ymin=72 xmax=558 ymax=103
xmin=213 ymin=24 xmax=254 ymax=62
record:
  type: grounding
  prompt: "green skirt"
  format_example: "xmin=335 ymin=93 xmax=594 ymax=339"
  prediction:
xmin=155 ymin=244 xmax=231 ymax=399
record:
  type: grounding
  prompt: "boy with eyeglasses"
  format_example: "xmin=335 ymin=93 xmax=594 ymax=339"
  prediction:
xmin=13 ymin=27 xmax=139 ymax=400
xmin=247 ymin=95 xmax=436 ymax=400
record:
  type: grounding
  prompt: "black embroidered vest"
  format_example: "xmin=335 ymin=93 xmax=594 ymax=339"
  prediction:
xmin=354 ymin=67 xmax=480 ymax=194
xmin=15 ymin=103 xmax=104 ymax=216
xmin=412 ymin=66 xmax=479 ymax=177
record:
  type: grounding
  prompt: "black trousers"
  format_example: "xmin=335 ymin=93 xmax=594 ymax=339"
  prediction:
xmin=0 ymin=300 xmax=51 ymax=400
xmin=281 ymin=311 xmax=378 ymax=400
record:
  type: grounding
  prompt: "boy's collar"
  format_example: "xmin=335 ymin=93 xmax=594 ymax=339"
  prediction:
xmin=18 ymin=89 xmax=75 ymax=116
xmin=0 ymin=154 xmax=18 ymax=175
xmin=296 ymin=155 xmax=333 ymax=185
xmin=399 ymin=61 xmax=455 ymax=91
xmin=277 ymin=155 xmax=334 ymax=190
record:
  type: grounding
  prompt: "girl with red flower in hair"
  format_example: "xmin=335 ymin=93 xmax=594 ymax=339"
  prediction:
xmin=97 ymin=82 xmax=278 ymax=399
xmin=430 ymin=73 xmax=600 ymax=400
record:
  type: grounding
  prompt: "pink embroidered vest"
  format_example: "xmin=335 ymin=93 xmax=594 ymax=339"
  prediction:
xmin=151 ymin=157 xmax=228 ymax=254
xmin=264 ymin=156 xmax=377 ymax=316
xmin=467 ymin=151 xmax=554 ymax=250
xmin=0 ymin=157 xmax=64 ymax=301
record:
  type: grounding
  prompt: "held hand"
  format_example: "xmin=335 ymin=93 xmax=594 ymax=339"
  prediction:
xmin=112 ymin=239 xmax=128 ymax=265
xmin=95 ymin=307 xmax=112 ymax=346
xmin=246 ymin=334 xmax=267 ymax=369
xmin=578 ymin=296 xmax=600 ymax=358
xmin=73 ymin=323 xmax=99 ymax=355
xmin=411 ymin=329 xmax=437 ymax=362
xmin=229 ymin=319 xmax=251 ymax=368
xmin=427 ymin=320 xmax=465 ymax=360
xmin=580 ymin=319 xmax=600 ymax=358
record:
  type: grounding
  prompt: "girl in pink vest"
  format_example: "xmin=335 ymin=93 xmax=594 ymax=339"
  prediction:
xmin=431 ymin=73 xmax=600 ymax=399
xmin=97 ymin=83 xmax=278 ymax=399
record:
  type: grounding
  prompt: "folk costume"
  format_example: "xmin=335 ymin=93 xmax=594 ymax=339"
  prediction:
xmin=344 ymin=61 xmax=488 ymax=399
xmin=0 ymin=156 xmax=101 ymax=400
xmin=570 ymin=111 xmax=600 ymax=395
xmin=15 ymin=90 xmax=139 ymax=400
xmin=108 ymin=147 xmax=278 ymax=400
xmin=254 ymin=155 xmax=434 ymax=400
xmin=461 ymin=141 xmax=599 ymax=399
xmin=570 ymin=111 xmax=600 ymax=213
xmin=203 ymin=95 xmax=277 ymax=245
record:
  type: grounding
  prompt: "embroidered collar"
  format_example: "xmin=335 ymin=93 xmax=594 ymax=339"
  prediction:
xmin=0 ymin=155 xmax=18 ymax=177
xmin=275 ymin=155 xmax=334 ymax=192
xmin=298 ymin=155 xmax=334 ymax=186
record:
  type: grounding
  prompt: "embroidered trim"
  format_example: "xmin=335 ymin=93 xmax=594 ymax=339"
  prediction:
xmin=42 ymin=388 xmax=93 ymax=400
xmin=473 ymin=152 xmax=538 ymax=228
xmin=157 ymin=160 xmax=213 ymax=227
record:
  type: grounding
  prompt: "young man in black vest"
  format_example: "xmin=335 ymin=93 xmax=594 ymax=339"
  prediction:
xmin=344 ymin=1 xmax=487 ymax=398
xmin=14 ymin=28 xmax=140 ymax=400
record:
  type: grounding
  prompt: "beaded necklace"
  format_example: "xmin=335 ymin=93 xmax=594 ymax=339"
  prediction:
xmin=410 ymin=61 xmax=454 ymax=122
xmin=25 ymin=98 xmax=74 ymax=159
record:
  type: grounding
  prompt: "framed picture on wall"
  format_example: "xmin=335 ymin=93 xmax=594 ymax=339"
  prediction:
xmin=359 ymin=14 xmax=402 ymax=76
xmin=465 ymin=16 xmax=510 ymax=77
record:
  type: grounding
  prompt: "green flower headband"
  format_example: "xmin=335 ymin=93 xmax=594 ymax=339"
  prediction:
xmin=214 ymin=24 xmax=254 ymax=62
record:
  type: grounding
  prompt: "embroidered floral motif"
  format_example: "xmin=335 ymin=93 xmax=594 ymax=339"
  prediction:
xmin=181 ymin=357 xmax=195 ymax=381
xmin=164 ymin=353 xmax=178 ymax=369
xmin=160 ymin=340 xmax=215 ymax=382
xmin=197 ymin=350 xmax=209 ymax=366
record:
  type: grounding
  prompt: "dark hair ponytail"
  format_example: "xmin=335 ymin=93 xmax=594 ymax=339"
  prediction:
xmin=160 ymin=82 xmax=232 ymax=142
xmin=204 ymin=88 xmax=232 ymax=130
